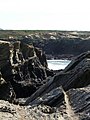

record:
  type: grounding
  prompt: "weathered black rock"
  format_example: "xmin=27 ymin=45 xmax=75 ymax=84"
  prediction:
xmin=0 ymin=72 xmax=15 ymax=102
xmin=21 ymin=31 xmax=90 ymax=59
xmin=26 ymin=51 xmax=90 ymax=108
xmin=67 ymin=85 xmax=90 ymax=120
xmin=1 ymin=39 xmax=90 ymax=119
xmin=0 ymin=40 xmax=53 ymax=101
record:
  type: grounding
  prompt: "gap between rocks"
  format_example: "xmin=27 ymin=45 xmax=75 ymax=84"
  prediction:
xmin=61 ymin=87 xmax=79 ymax=120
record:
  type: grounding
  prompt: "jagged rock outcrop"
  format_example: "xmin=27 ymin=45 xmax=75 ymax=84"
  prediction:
xmin=0 ymin=72 xmax=15 ymax=102
xmin=67 ymin=85 xmax=90 ymax=120
xmin=1 ymin=39 xmax=90 ymax=119
xmin=0 ymin=40 xmax=53 ymax=102
xmin=25 ymin=51 xmax=90 ymax=119
xmin=26 ymin=51 xmax=90 ymax=105
xmin=20 ymin=31 xmax=90 ymax=59
xmin=2 ymin=31 xmax=90 ymax=59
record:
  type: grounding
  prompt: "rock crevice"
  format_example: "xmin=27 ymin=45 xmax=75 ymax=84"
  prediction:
xmin=0 ymin=40 xmax=52 ymax=101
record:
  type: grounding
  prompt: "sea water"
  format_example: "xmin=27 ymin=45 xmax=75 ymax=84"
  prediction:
xmin=47 ymin=59 xmax=71 ymax=70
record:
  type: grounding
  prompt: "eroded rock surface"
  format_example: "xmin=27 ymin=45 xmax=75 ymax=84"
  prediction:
xmin=26 ymin=51 xmax=90 ymax=120
xmin=67 ymin=85 xmax=90 ymax=120
xmin=0 ymin=40 xmax=53 ymax=102
xmin=0 ymin=100 xmax=69 ymax=120
xmin=0 ymin=40 xmax=90 ymax=120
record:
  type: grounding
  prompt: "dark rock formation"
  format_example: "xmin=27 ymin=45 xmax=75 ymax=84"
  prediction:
xmin=0 ymin=72 xmax=15 ymax=102
xmin=20 ymin=31 xmax=90 ymax=59
xmin=26 ymin=51 xmax=90 ymax=105
xmin=1 ymin=39 xmax=90 ymax=119
xmin=1 ymin=31 xmax=90 ymax=59
xmin=67 ymin=85 xmax=90 ymax=120
xmin=0 ymin=40 xmax=53 ymax=102
xmin=25 ymin=51 xmax=90 ymax=119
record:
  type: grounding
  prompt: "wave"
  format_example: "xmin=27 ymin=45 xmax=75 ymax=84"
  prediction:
xmin=47 ymin=59 xmax=71 ymax=70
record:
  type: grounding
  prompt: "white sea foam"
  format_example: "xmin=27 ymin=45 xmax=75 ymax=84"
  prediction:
xmin=47 ymin=59 xmax=71 ymax=70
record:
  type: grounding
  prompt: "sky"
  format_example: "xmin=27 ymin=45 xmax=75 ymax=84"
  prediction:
xmin=0 ymin=0 xmax=90 ymax=30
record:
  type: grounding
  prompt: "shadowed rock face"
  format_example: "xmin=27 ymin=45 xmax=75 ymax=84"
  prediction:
xmin=1 ymin=39 xmax=90 ymax=119
xmin=20 ymin=31 xmax=90 ymax=59
xmin=25 ymin=51 xmax=90 ymax=119
xmin=26 ymin=51 xmax=90 ymax=105
xmin=0 ymin=40 xmax=53 ymax=101
xmin=0 ymin=72 xmax=15 ymax=102
xmin=67 ymin=86 xmax=90 ymax=120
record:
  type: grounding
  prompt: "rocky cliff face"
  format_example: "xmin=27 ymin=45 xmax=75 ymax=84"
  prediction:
xmin=0 ymin=40 xmax=53 ymax=102
xmin=26 ymin=51 xmax=90 ymax=120
xmin=0 ymin=39 xmax=90 ymax=120
xmin=21 ymin=31 xmax=90 ymax=59
xmin=1 ymin=31 xmax=90 ymax=59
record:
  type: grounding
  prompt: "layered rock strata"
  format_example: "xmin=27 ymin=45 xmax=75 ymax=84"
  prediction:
xmin=0 ymin=40 xmax=53 ymax=102
xmin=0 ymin=40 xmax=90 ymax=120
xmin=26 ymin=51 xmax=90 ymax=119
